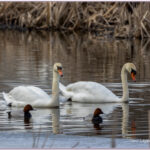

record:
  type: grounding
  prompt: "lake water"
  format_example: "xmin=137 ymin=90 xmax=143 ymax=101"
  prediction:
xmin=0 ymin=29 xmax=150 ymax=146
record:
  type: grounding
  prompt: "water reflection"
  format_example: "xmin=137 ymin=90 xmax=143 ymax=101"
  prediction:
xmin=121 ymin=103 xmax=129 ymax=138
xmin=24 ymin=118 xmax=33 ymax=130
xmin=62 ymin=102 xmax=121 ymax=116
xmin=0 ymin=30 xmax=150 ymax=88
xmin=0 ymin=30 xmax=150 ymax=140
xmin=93 ymin=123 xmax=103 ymax=130
xmin=61 ymin=101 xmax=131 ymax=138
xmin=50 ymin=108 xmax=60 ymax=134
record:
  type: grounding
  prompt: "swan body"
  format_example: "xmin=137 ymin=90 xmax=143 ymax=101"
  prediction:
xmin=60 ymin=82 xmax=119 ymax=102
xmin=60 ymin=63 xmax=136 ymax=103
xmin=3 ymin=63 xmax=63 ymax=108
xmin=3 ymin=86 xmax=51 ymax=107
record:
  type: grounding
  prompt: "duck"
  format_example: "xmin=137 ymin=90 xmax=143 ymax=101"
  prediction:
xmin=3 ymin=63 xmax=63 ymax=108
xmin=92 ymin=108 xmax=103 ymax=124
xmin=7 ymin=104 xmax=34 ymax=119
xmin=59 ymin=63 xmax=136 ymax=103
xmin=84 ymin=108 xmax=103 ymax=124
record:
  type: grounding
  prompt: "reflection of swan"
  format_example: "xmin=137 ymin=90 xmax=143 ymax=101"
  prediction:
xmin=3 ymin=63 xmax=63 ymax=108
xmin=60 ymin=63 xmax=136 ymax=103
xmin=30 ymin=108 xmax=60 ymax=134
xmin=50 ymin=108 xmax=60 ymax=134
xmin=111 ymin=103 xmax=129 ymax=139
xmin=121 ymin=103 xmax=129 ymax=138
xmin=0 ymin=100 xmax=7 ymax=111
xmin=62 ymin=102 xmax=121 ymax=117
xmin=7 ymin=104 xmax=34 ymax=119
xmin=63 ymin=101 xmax=129 ymax=138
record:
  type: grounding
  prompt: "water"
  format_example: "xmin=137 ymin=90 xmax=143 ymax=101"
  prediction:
xmin=0 ymin=29 xmax=150 ymax=143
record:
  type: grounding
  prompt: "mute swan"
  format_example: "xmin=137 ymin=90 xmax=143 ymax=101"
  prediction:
xmin=7 ymin=104 xmax=34 ymax=119
xmin=59 ymin=63 xmax=136 ymax=103
xmin=3 ymin=63 xmax=63 ymax=108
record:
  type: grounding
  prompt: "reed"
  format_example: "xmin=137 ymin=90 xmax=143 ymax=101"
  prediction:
xmin=0 ymin=2 xmax=150 ymax=38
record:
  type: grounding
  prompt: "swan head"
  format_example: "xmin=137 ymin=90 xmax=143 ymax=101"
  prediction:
xmin=93 ymin=108 xmax=104 ymax=117
xmin=53 ymin=63 xmax=63 ymax=77
xmin=125 ymin=63 xmax=136 ymax=81
xmin=24 ymin=104 xmax=34 ymax=113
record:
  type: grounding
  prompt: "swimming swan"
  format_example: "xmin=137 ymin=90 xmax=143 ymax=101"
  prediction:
xmin=3 ymin=63 xmax=63 ymax=107
xmin=59 ymin=63 xmax=136 ymax=103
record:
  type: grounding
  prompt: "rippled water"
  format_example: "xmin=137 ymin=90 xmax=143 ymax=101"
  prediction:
xmin=0 ymin=30 xmax=150 ymax=141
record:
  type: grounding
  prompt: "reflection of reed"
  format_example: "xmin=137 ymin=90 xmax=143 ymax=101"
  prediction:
xmin=0 ymin=30 xmax=150 ymax=89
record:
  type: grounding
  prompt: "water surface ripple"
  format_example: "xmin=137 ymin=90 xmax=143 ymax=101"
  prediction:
xmin=0 ymin=30 xmax=150 ymax=140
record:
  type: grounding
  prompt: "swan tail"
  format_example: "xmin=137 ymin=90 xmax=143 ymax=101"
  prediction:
xmin=2 ymin=92 xmax=13 ymax=106
xmin=59 ymin=83 xmax=73 ymax=100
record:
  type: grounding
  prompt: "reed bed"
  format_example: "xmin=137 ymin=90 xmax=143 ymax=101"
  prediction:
xmin=0 ymin=2 xmax=150 ymax=39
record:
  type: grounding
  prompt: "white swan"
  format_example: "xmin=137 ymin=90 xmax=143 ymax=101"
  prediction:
xmin=59 ymin=63 xmax=136 ymax=103
xmin=3 ymin=63 xmax=63 ymax=108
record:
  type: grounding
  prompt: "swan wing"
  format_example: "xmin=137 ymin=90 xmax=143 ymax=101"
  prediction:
xmin=66 ymin=81 xmax=120 ymax=102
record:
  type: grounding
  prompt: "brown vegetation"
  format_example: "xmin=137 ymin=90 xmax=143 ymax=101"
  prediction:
xmin=0 ymin=2 xmax=150 ymax=39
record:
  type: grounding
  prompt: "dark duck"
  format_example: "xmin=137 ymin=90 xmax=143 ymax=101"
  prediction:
xmin=92 ymin=108 xmax=103 ymax=124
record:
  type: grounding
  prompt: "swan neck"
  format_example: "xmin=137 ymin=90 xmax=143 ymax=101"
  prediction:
xmin=51 ymin=70 xmax=60 ymax=107
xmin=121 ymin=65 xmax=129 ymax=102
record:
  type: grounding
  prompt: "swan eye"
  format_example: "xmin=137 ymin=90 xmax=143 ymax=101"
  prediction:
xmin=57 ymin=66 xmax=62 ymax=70
xmin=131 ymin=69 xmax=136 ymax=75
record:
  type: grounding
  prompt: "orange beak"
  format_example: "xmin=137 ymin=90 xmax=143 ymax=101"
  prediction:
xmin=131 ymin=72 xmax=136 ymax=82
xmin=58 ymin=69 xmax=63 ymax=77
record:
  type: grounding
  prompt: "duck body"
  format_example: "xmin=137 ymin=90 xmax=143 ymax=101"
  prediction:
xmin=60 ymin=81 xmax=120 ymax=103
xmin=3 ymin=63 xmax=63 ymax=108
xmin=84 ymin=108 xmax=103 ymax=124
xmin=92 ymin=115 xmax=103 ymax=124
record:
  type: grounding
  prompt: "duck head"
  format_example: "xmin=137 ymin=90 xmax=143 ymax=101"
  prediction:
xmin=23 ymin=104 xmax=34 ymax=113
xmin=54 ymin=63 xmax=63 ymax=77
xmin=93 ymin=108 xmax=104 ymax=117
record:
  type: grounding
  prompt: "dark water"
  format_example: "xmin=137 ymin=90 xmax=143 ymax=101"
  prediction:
xmin=0 ymin=30 xmax=150 ymax=140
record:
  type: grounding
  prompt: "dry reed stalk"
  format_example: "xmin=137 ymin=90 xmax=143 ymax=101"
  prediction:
xmin=0 ymin=2 xmax=150 ymax=39
xmin=46 ymin=2 xmax=50 ymax=27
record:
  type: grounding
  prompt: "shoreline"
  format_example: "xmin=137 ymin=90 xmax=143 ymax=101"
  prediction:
xmin=0 ymin=2 xmax=149 ymax=39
